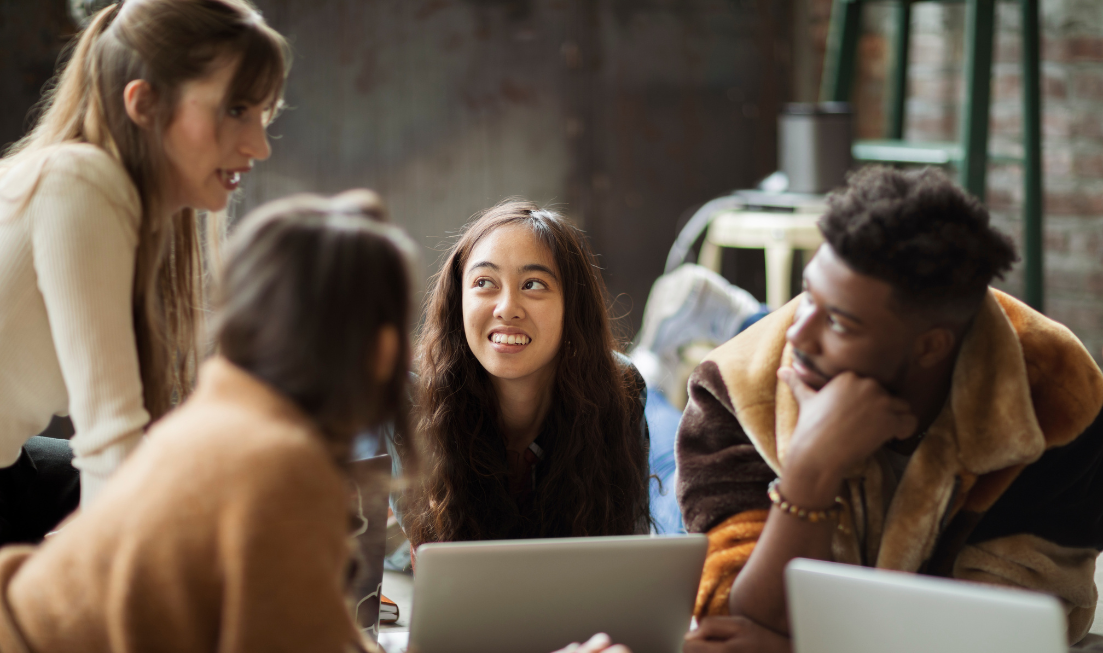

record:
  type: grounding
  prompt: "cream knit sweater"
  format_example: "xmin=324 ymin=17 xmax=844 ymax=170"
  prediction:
xmin=0 ymin=142 xmax=149 ymax=505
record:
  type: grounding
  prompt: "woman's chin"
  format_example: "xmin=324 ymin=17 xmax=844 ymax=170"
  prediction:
xmin=478 ymin=358 xmax=554 ymax=385
xmin=185 ymin=189 xmax=231 ymax=213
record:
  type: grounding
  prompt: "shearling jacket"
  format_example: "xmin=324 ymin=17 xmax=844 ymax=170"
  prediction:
xmin=676 ymin=289 xmax=1103 ymax=642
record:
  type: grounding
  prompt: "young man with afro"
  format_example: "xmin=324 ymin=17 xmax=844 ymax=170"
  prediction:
xmin=677 ymin=166 xmax=1103 ymax=653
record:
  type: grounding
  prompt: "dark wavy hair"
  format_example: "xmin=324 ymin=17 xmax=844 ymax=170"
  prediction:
xmin=216 ymin=190 xmax=417 ymax=460
xmin=399 ymin=200 xmax=650 ymax=546
xmin=819 ymin=166 xmax=1018 ymax=321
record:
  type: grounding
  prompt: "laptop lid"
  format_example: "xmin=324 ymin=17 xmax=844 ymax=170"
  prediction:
xmin=785 ymin=558 xmax=1066 ymax=653
xmin=410 ymin=534 xmax=707 ymax=653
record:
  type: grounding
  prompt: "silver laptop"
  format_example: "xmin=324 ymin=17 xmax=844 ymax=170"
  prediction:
xmin=786 ymin=558 xmax=1066 ymax=653
xmin=409 ymin=534 xmax=707 ymax=653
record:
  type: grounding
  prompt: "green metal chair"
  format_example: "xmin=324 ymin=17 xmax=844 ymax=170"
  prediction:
xmin=821 ymin=0 xmax=1044 ymax=310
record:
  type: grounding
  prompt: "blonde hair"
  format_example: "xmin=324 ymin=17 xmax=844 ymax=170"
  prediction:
xmin=6 ymin=0 xmax=290 ymax=419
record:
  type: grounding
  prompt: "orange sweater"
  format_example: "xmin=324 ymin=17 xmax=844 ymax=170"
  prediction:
xmin=0 ymin=357 xmax=364 ymax=653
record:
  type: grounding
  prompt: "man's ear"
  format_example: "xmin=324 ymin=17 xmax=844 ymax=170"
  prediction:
xmin=123 ymin=79 xmax=157 ymax=129
xmin=913 ymin=327 xmax=956 ymax=369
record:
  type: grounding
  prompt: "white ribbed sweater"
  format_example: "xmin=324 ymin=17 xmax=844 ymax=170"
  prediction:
xmin=0 ymin=143 xmax=149 ymax=505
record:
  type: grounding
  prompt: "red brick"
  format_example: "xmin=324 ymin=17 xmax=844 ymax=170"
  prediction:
xmin=859 ymin=34 xmax=888 ymax=74
xmin=1045 ymin=228 xmax=1071 ymax=255
xmin=987 ymin=186 xmax=1019 ymax=211
xmin=1044 ymin=190 xmax=1103 ymax=216
xmin=1046 ymin=73 xmax=1069 ymax=100
xmin=1071 ymin=113 xmax=1103 ymax=140
xmin=1044 ymin=110 xmax=1075 ymax=139
xmin=1066 ymin=37 xmax=1103 ymax=63
xmin=994 ymin=72 xmax=1021 ymax=102
xmin=1071 ymin=69 xmax=1103 ymax=102
xmin=995 ymin=39 xmax=1021 ymax=65
xmin=1046 ymin=299 xmax=1103 ymax=334
xmin=910 ymin=34 xmax=956 ymax=66
xmin=1046 ymin=37 xmax=1103 ymax=64
xmin=1082 ymin=228 xmax=1103 ymax=259
xmin=910 ymin=77 xmax=962 ymax=103
xmin=906 ymin=115 xmax=957 ymax=141
xmin=1045 ymin=150 xmax=1074 ymax=177
xmin=1046 ymin=268 xmax=1103 ymax=294
xmin=1075 ymin=153 xmax=1103 ymax=179
xmin=992 ymin=111 xmax=1023 ymax=135
xmin=1005 ymin=71 xmax=1069 ymax=101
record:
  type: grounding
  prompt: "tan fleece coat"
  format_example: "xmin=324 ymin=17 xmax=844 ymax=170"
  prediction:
xmin=680 ymin=289 xmax=1103 ymax=642
xmin=0 ymin=358 xmax=368 ymax=653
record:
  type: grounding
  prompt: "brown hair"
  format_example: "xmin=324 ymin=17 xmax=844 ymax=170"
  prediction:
xmin=399 ymin=200 xmax=650 ymax=546
xmin=4 ymin=0 xmax=290 ymax=419
xmin=216 ymin=190 xmax=418 ymax=457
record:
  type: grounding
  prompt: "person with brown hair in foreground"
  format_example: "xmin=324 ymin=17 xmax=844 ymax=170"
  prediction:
xmin=0 ymin=191 xmax=418 ymax=652
xmin=677 ymin=166 xmax=1103 ymax=651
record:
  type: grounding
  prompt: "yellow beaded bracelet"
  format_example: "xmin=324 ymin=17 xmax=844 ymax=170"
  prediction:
xmin=767 ymin=478 xmax=843 ymax=523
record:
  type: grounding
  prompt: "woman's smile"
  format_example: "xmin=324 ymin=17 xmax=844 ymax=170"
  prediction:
xmin=216 ymin=166 xmax=251 ymax=191
xmin=489 ymin=328 xmax=533 ymax=351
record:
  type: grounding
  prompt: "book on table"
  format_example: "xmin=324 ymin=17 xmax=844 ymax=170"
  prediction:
xmin=380 ymin=594 xmax=399 ymax=624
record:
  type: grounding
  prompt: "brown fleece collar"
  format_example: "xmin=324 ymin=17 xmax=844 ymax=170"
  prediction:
xmin=705 ymin=288 xmax=1103 ymax=475
xmin=704 ymin=289 xmax=1103 ymax=571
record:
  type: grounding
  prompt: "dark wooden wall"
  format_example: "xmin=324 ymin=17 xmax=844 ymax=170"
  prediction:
xmin=248 ymin=0 xmax=791 ymax=336
xmin=3 ymin=0 xmax=792 ymax=339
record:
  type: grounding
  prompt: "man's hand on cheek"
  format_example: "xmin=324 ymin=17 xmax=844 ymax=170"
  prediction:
xmin=684 ymin=616 xmax=791 ymax=653
xmin=777 ymin=367 xmax=917 ymax=508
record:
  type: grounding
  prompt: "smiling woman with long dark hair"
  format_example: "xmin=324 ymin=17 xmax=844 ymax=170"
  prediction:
xmin=393 ymin=200 xmax=650 ymax=547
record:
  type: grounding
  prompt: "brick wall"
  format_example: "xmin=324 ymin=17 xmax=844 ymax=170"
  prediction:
xmin=805 ymin=0 xmax=1103 ymax=361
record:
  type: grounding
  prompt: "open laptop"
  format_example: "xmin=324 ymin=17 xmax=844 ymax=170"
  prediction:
xmin=786 ymin=558 xmax=1066 ymax=653
xmin=409 ymin=534 xmax=707 ymax=653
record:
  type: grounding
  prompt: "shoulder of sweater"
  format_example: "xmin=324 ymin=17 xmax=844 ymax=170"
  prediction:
xmin=1 ymin=143 xmax=140 ymax=222
xmin=147 ymin=398 xmax=348 ymax=504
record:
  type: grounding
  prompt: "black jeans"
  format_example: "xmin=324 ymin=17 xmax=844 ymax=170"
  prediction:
xmin=0 ymin=436 xmax=80 ymax=545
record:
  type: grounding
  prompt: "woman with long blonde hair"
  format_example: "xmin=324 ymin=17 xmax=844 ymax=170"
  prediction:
xmin=0 ymin=0 xmax=288 ymax=543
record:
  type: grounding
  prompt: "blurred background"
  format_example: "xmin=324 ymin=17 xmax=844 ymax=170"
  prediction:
xmin=3 ymin=0 xmax=1103 ymax=359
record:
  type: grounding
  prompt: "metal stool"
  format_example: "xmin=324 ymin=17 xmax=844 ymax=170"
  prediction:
xmin=822 ymin=0 xmax=1044 ymax=310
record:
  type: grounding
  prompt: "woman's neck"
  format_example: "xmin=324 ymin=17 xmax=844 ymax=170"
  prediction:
xmin=491 ymin=366 xmax=556 ymax=453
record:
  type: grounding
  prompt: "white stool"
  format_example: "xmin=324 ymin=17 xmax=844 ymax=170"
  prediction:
xmin=698 ymin=210 xmax=824 ymax=309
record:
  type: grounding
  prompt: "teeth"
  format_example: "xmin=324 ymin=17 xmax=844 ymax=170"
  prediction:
xmin=491 ymin=333 xmax=530 ymax=345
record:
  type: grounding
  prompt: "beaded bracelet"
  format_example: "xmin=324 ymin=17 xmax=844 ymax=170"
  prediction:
xmin=767 ymin=478 xmax=843 ymax=523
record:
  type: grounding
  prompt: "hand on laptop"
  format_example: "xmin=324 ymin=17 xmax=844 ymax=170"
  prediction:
xmin=684 ymin=616 xmax=790 ymax=653
xmin=552 ymin=632 xmax=631 ymax=653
